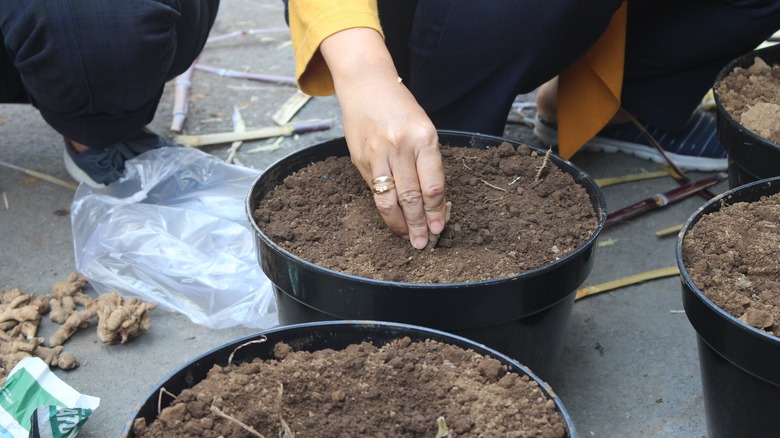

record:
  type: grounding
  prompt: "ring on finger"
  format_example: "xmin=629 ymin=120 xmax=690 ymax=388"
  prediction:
xmin=371 ymin=175 xmax=396 ymax=194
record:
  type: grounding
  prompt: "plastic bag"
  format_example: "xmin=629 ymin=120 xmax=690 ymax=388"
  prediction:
xmin=71 ymin=147 xmax=277 ymax=329
xmin=0 ymin=357 xmax=99 ymax=438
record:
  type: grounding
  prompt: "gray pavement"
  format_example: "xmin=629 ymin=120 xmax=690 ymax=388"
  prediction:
xmin=0 ymin=1 xmax=722 ymax=436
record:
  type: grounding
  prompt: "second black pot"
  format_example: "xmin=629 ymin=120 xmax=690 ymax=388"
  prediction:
xmin=246 ymin=130 xmax=607 ymax=380
xmin=713 ymin=43 xmax=780 ymax=188
xmin=677 ymin=177 xmax=780 ymax=438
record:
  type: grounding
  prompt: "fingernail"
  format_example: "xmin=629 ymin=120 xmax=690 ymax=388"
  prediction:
xmin=429 ymin=220 xmax=444 ymax=235
xmin=413 ymin=236 xmax=428 ymax=249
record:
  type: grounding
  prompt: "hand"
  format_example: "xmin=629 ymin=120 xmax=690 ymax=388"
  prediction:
xmin=321 ymin=28 xmax=447 ymax=249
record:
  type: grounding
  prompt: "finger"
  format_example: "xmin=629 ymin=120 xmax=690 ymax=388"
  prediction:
xmin=370 ymin=172 xmax=409 ymax=238
xmin=389 ymin=152 xmax=429 ymax=250
xmin=416 ymin=142 xmax=447 ymax=235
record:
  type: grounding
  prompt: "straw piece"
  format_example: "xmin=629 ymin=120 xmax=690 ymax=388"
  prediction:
xmin=272 ymin=90 xmax=312 ymax=126
xmin=170 ymin=61 xmax=197 ymax=132
xmin=174 ymin=119 xmax=332 ymax=147
xmin=194 ymin=63 xmax=296 ymax=86
xmin=225 ymin=105 xmax=246 ymax=164
xmin=575 ymin=266 xmax=680 ymax=301
xmin=655 ymin=223 xmax=683 ymax=237
xmin=595 ymin=170 xmax=669 ymax=188
xmin=0 ymin=161 xmax=77 ymax=191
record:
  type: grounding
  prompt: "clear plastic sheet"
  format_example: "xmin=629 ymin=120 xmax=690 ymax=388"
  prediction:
xmin=71 ymin=147 xmax=277 ymax=329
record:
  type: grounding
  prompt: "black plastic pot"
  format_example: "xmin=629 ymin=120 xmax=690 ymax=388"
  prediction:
xmin=677 ymin=177 xmax=780 ymax=438
xmin=124 ymin=321 xmax=578 ymax=437
xmin=246 ymin=130 xmax=606 ymax=380
xmin=713 ymin=43 xmax=780 ymax=188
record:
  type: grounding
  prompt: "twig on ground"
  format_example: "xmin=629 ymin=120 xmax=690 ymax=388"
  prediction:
xmin=174 ymin=119 xmax=332 ymax=147
xmin=195 ymin=63 xmax=296 ymax=86
xmin=226 ymin=105 xmax=246 ymax=165
xmin=655 ymin=223 xmax=683 ymax=237
xmin=575 ymin=266 xmax=680 ymax=301
xmin=595 ymin=170 xmax=670 ymax=188
xmin=0 ymin=161 xmax=77 ymax=191
xmin=273 ymin=90 xmax=312 ymax=126
xmin=227 ymin=336 xmax=267 ymax=365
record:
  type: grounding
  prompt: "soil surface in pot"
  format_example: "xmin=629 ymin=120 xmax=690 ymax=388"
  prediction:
xmin=132 ymin=337 xmax=566 ymax=437
xmin=682 ymin=192 xmax=780 ymax=334
xmin=253 ymin=142 xmax=598 ymax=283
xmin=716 ymin=56 xmax=780 ymax=144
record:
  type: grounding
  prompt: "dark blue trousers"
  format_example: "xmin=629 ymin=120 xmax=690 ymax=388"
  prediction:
xmin=0 ymin=0 xmax=219 ymax=147
xmin=380 ymin=0 xmax=780 ymax=135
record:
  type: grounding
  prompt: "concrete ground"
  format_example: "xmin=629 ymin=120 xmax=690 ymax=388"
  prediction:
xmin=0 ymin=1 xmax=726 ymax=436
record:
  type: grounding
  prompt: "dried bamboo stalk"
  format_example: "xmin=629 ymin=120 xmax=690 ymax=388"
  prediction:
xmin=0 ymin=161 xmax=77 ymax=191
xmin=194 ymin=64 xmax=296 ymax=86
xmin=272 ymin=90 xmax=312 ymax=126
xmin=595 ymin=170 xmax=670 ymax=188
xmin=655 ymin=223 xmax=683 ymax=237
xmin=576 ymin=266 xmax=680 ymax=301
xmin=174 ymin=119 xmax=332 ymax=147
xmin=170 ymin=62 xmax=197 ymax=132
xmin=225 ymin=105 xmax=246 ymax=164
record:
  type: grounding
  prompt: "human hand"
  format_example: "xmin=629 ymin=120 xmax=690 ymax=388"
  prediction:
xmin=321 ymin=28 xmax=447 ymax=249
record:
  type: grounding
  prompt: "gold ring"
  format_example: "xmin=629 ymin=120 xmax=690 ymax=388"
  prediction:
xmin=371 ymin=175 xmax=395 ymax=194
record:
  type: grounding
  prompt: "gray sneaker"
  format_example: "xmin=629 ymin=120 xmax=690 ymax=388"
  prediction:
xmin=63 ymin=129 xmax=177 ymax=187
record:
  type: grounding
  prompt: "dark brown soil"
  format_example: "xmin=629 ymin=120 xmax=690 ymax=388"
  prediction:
xmin=716 ymin=56 xmax=780 ymax=144
xmin=682 ymin=192 xmax=780 ymax=335
xmin=252 ymin=142 xmax=599 ymax=284
xmin=132 ymin=337 xmax=567 ymax=437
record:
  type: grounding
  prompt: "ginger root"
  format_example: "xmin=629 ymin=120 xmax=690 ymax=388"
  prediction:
xmin=95 ymin=292 xmax=157 ymax=344
xmin=49 ymin=272 xmax=91 ymax=324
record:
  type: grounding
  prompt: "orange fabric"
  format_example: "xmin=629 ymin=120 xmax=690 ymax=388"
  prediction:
xmin=557 ymin=2 xmax=627 ymax=159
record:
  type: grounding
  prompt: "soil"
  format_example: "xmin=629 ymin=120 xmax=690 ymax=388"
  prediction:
xmin=132 ymin=337 xmax=567 ymax=437
xmin=252 ymin=142 xmax=599 ymax=284
xmin=716 ymin=56 xmax=780 ymax=144
xmin=682 ymin=192 xmax=780 ymax=335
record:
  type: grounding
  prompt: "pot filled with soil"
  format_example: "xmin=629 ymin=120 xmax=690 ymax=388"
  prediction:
xmin=677 ymin=176 xmax=780 ymax=438
xmin=126 ymin=321 xmax=577 ymax=437
xmin=713 ymin=43 xmax=780 ymax=188
xmin=246 ymin=130 xmax=606 ymax=380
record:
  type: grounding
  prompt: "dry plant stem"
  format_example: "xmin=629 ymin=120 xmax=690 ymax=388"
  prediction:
xmin=534 ymin=147 xmax=553 ymax=182
xmin=620 ymin=109 xmax=715 ymax=200
xmin=225 ymin=105 xmax=246 ymax=164
xmin=210 ymin=405 xmax=266 ymax=438
xmin=194 ymin=63 xmax=297 ymax=86
xmin=227 ymin=336 xmax=267 ymax=365
xmin=575 ymin=266 xmax=680 ymax=300
xmin=0 ymin=160 xmax=77 ymax=191
xmin=170 ymin=61 xmax=197 ymax=132
xmin=272 ymin=90 xmax=312 ymax=126
xmin=481 ymin=180 xmax=508 ymax=192
xmin=605 ymin=172 xmax=727 ymax=227
xmin=174 ymin=119 xmax=333 ymax=147
xmin=157 ymin=387 xmax=178 ymax=415
xmin=655 ymin=223 xmax=683 ymax=237
xmin=595 ymin=170 xmax=670 ymax=188
xmin=277 ymin=383 xmax=295 ymax=438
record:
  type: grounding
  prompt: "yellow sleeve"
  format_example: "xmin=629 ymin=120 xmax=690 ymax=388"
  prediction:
xmin=289 ymin=0 xmax=383 ymax=96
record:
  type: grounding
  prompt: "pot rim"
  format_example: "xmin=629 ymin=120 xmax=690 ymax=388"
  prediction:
xmin=245 ymin=129 xmax=607 ymax=289
xmin=676 ymin=176 xmax=780 ymax=347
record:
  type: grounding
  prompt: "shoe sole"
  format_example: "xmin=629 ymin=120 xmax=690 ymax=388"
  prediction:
xmin=63 ymin=148 xmax=105 ymax=188
xmin=533 ymin=117 xmax=728 ymax=172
